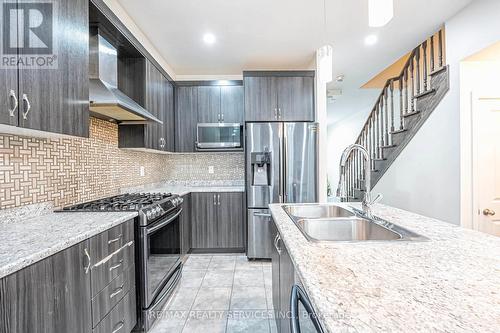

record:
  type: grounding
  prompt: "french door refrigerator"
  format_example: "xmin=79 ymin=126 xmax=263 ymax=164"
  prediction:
xmin=246 ymin=122 xmax=318 ymax=259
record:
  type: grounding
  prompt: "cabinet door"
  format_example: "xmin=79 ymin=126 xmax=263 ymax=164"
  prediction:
xmin=180 ymin=194 xmax=191 ymax=256
xmin=164 ymin=79 xmax=175 ymax=151
xmin=197 ymin=86 xmax=221 ymax=123
xmin=191 ymin=192 xmax=217 ymax=248
xmin=217 ymin=192 xmax=244 ymax=248
xmin=220 ymin=86 xmax=244 ymax=123
xmin=279 ymin=241 xmax=295 ymax=333
xmin=0 ymin=240 xmax=92 ymax=333
xmin=276 ymin=77 xmax=314 ymax=122
xmin=270 ymin=220 xmax=281 ymax=333
xmin=175 ymin=86 xmax=198 ymax=152
xmin=145 ymin=61 xmax=164 ymax=150
xmin=244 ymin=76 xmax=278 ymax=122
xmin=17 ymin=0 xmax=89 ymax=137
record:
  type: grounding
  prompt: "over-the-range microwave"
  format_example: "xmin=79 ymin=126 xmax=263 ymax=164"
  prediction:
xmin=196 ymin=123 xmax=243 ymax=150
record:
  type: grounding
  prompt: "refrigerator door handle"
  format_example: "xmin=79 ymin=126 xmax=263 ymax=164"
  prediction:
xmin=283 ymin=124 xmax=288 ymax=203
xmin=278 ymin=125 xmax=284 ymax=203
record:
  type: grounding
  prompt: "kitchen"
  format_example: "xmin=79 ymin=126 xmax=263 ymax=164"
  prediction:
xmin=1 ymin=0 xmax=499 ymax=333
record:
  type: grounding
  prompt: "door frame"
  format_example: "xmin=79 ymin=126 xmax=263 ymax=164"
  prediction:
xmin=459 ymin=61 xmax=500 ymax=229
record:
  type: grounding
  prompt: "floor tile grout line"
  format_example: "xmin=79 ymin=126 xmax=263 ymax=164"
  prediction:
xmin=180 ymin=254 xmax=212 ymax=333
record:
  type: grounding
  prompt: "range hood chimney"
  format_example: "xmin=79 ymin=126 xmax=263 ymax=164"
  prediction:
xmin=89 ymin=29 xmax=162 ymax=124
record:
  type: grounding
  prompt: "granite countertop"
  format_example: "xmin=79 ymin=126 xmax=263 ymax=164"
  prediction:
xmin=269 ymin=202 xmax=500 ymax=333
xmin=0 ymin=210 xmax=138 ymax=279
xmin=124 ymin=181 xmax=245 ymax=197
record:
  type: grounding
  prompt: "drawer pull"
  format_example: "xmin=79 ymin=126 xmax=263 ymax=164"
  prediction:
xmin=109 ymin=259 xmax=123 ymax=272
xmin=108 ymin=234 xmax=123 ymax=245
xmin=93 ymin=241 xmax=133 ymax=268
xmin=83 ymin=248 xmax=91 ymax=274
xmin=111 ymin=319 xmax=125 ymax=333
xmin=109 ymin=283 xmax=125 ymax=299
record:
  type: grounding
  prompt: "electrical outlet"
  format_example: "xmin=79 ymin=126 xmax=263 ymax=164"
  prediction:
xmin=140 ymin=166 xmax=145 ymax=177
xmin=208 ymin=166 xmax=214 ymax=174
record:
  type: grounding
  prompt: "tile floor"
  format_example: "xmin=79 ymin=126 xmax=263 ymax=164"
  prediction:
xmin=149 ymin=254 xmax=277 ymax=333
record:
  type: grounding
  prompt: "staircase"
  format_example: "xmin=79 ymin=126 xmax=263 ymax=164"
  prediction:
xmin=342 ymin=28 xmax=450 ymax=201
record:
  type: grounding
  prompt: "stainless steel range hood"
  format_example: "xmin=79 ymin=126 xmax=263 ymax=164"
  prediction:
xmin=89 ymin=31 xmax=162 ymax=124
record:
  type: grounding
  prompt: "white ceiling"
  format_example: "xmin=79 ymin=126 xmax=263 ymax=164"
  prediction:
xmin=116 ymin=0 xmax=473 ymax=122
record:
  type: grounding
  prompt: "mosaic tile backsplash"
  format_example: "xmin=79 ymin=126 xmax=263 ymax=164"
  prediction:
xmin=0 ymin=117 xmax=244 ymax=210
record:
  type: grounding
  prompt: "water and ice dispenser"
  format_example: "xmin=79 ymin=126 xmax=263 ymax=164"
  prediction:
xmin=251 ymin=152 xmax=271 ymax=186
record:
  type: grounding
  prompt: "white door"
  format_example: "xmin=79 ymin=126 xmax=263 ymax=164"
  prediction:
xmin=473 ymin=95 xmax=500 ymax=236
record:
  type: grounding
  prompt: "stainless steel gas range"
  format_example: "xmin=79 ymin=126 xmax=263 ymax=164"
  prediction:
xmin=59 ymin=192 xmax=183 ymax=332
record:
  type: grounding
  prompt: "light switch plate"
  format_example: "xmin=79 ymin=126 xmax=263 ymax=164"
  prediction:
xmin=208 ymin=166 xmax=214 ymax=174
xmin=140 ymin=166 xmax=145 ymax=177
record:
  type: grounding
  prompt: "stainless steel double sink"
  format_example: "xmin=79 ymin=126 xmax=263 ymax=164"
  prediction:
xmin=283 ymin=204 xmax=427 ymax=242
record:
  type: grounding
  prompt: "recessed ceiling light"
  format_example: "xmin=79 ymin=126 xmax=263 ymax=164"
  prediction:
xmin=368 ymin=0 xmax=393 ymax=27
xmin=203 ymin=33 xmax=216 ymax=45
xmin=364 ymin=34 xmax=378 ymax=46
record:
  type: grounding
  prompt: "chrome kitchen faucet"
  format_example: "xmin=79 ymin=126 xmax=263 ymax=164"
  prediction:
xmin=336 ymin=144 xmax=382 ymax=218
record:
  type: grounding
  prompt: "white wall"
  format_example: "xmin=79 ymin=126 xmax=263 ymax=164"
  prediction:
xmin=374 ymin=0 xmax=500 ymax=224
xmin=327 ymin=89 xmax=379 ymax=196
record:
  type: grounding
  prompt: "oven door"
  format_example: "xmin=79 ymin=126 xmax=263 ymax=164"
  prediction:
xmin=140 ymin=208 xmax=182 ymax=307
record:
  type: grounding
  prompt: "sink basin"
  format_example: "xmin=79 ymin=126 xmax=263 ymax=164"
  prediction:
xmin=283 ymin=204 xmax=354 ymax=219
xmin=283 ymin=204 xmax=427 ymax=243
xmin=296 ymin=217 xmax=401 ymax=242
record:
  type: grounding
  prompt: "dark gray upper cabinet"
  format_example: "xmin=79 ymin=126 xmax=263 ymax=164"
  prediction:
xmin=276 ymin=77 xmax=315 ymax=122
xmin=175 ymin=86 xmax=198 ymax=152
xmin=0 ymin=0 xmax=89 ymax=137
xmin=221 ymin=86 xmax=244 ymax=123
xmin=244 ymin=76 xmax=278 ymax=122
xmin=118 ymin=59 xmax=175 ymax=152
xmin=197 ymin=86 xmax=221 ymax=123
xmin=244 ymin=72 xmax=315 ymax=122
xmin=0 ymin=240 xmax=92 ymax=333
xmin=190 ymin=192 xmax=244 ymax=250
xmin=0 ymin=67 xmax=18 ymax=127
xmin=174 ymin=83 xmax=244 ymax=153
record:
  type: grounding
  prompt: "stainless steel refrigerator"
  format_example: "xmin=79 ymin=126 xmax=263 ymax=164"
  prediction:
xmin=246 ymin=122 xmax=318 ymax=259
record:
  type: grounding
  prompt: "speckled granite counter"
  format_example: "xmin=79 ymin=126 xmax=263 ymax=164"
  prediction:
xmin=122 ymin=181 xmax=245 ymax=197
xmin=0 ymin=210 xmax=137 ymax=279
xmin=269 ymin=202 xmax=500 ymax=333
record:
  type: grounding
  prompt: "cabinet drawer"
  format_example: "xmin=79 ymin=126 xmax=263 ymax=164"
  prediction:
xmin=90 ymin=220 xmax=135 ymax=262
xmin=93 ymin=288 xmax=137 ymax=333
xmin=91 ymin=241 xmax=135 ymax=296
xmin=92 ymin=265 xmax=135 ymax=327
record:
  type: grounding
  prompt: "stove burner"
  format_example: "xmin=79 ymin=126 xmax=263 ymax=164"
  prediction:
xmin=61 ymin=193 xmax=173 ymax=212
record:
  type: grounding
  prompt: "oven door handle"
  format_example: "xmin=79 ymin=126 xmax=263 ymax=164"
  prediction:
xmin=147 ymin=208 xmax=182 ymax=235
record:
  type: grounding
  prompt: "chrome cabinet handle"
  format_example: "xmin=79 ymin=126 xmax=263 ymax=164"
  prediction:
xmin=254 ymin=212 xmax=271 ymax=218
xmin=83 ymin=248 xmax=91 ymax=274
xmin=273 ymin=233 xmax=282 ymax=255
xmin=278 ymin=108 xmax=282 ymax=119
xmin=109 ymin=259 xmax=123 ymax=272
xmin=213 ymin=194 xmax=216 ymax=205
xmin=274 ymin=108 xmax=277 ymax=119
xmin=22 ymin=94 xmax=31 ymax=120
xmin=110 ymin=283 xmax=125 ymax=298
xmin=108 ymin=234 xmax=123 ymax=245
xmin=483 ymin=209 xmax=496 ymax=216
xmin=217 ymin=194 xmax=221 ymax=205
xmin=8 ymin=90 xmax=18 ymax=117
xmin=221 ymin=113 xmax=224 ymax=122
xmin=111 ymin=319 xmax=125 ymax=333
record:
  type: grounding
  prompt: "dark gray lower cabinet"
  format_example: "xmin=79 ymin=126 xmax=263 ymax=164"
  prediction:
xmin=0 ymin=241 xmax=92 ymax=333
xmin=0 ymin=219 xmax=136 ymax=333
xmin=271 ymin=218 xmax=295 ymax=333
xmin=191 ymin=192 xmax=244 ymax=250
xmin=180 ymin=193 xmax=192 ymax=257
